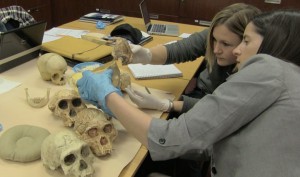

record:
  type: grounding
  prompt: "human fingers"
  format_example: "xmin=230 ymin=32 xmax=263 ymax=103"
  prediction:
xmin=130 ymin=44 xmax=142 ymax=53
xmin=103 ymin=68 xmax=113 ymax=75
xmin=77 ymin=70 xmax=93 ymax=87
xmin=124 ymin=86 xmax=142 ymax=103
xmin=125 ymin=86 xmax=138 ymax=98
xmin=133 ymin=89 xmax=149 ymax=98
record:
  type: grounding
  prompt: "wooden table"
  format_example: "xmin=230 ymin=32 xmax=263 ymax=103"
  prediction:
xmin=0 ymin=16 xmax=206 ymax=177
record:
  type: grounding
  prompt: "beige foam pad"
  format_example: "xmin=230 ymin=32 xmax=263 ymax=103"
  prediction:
xmin=0 ymin=125 xmax=50 ymax=162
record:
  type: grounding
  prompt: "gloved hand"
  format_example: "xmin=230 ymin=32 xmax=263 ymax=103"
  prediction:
xmin=125 ymin=86 xmax=171 ymax=112
xmin=77 ymin=69 xmax=123 ymax=116
xmin=129 ymin=44 xmax=152 ymax=64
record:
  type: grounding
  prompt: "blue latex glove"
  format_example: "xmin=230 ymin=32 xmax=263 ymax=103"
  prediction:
xmin=77 ymin=69 xmax=122 ymax=116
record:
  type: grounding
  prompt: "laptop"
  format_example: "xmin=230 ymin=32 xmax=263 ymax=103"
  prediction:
xmin=139 ymin=0 xmax=179 ymax=37
xmin=0 ymin=21 xmax=47 ymax=72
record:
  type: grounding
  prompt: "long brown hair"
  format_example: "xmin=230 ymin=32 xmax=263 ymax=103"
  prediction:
xmin=205 ymin=3 xmax=261 ymax=72
xmin=253 ymin=10 xmax=300 ymax=66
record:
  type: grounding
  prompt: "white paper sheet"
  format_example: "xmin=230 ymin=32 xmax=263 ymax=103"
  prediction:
xmin=179 ymin=33 xmax=191 ymax=38
xmin=0 ymin=77 xmax=21 ymax=94
xmin=43 ymin=27 xmax=90 ymax=43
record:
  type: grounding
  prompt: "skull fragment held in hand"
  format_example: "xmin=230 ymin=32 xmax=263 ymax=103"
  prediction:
xmin=111 ymin=37 xmax=133 ymax=65
xmin=48 ymin=89 xmax=87 ymax=127
xmin=120 ymin=72 xmax=131 ymax=91
xmin=41 ymin=130 xmax=95 ymax=177
xmin=37 ymin=53 xmax=67 ymax=85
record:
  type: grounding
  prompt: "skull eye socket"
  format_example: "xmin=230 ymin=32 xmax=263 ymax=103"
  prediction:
xmin=103 ymin=124 xmax=112 ymax=133
xmin=72 ymin=98 xmax=82 ymax=107
xmin=52 ymin=73 xmax=59 ymax=80
xmin=81 ymin=145 xmax=91 ymax=157
xmin=58 ymin=100 xmax=68 ymax=109
xmin=88 ymin=128 xmax=98 ymax=137
xmin=64 ymin=154 xmax=76 ymax=166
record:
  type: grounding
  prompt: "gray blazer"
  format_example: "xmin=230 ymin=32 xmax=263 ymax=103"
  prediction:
xmin=148 ymin=54 xmax=300 ymax=177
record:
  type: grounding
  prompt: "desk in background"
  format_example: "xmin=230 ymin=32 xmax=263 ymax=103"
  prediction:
xmin=0 ymin=16 xmax=206 ymax=177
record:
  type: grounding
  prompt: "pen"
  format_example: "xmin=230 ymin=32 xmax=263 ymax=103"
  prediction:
xmin=145 ymin=86 xmax=151 ymax=94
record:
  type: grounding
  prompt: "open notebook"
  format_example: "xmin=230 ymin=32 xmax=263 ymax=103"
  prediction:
xmin=128 ymin=64 xmax=182 ymax=79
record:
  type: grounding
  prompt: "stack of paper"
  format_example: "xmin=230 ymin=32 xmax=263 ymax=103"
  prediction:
xmin=128 ymin=64 xmax=182 ymax=79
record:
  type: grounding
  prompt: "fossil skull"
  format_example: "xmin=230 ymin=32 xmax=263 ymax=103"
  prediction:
xmin=74 ymin=108 xmax=118 ymax=156
xmin=37 ymin=53 xmax=68 ymax=85
xmin=48 ymin=89 xmax=87 ymax=127
xmin=41 ymin=130 xmax=95 ymax=177
xmin=111 ymin=37 xmax=133 ymax=65
xmin=119 ymin=72 xmax=131 ymax=91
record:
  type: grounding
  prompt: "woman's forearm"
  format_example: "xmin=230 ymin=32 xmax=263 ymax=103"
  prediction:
xmin=149 ymin=45 xmax=168 ymax=64
xmin=106 ymin=92 xmax=152 ymax=147
xmin=173 ymin=100 xmax=184 ymax=112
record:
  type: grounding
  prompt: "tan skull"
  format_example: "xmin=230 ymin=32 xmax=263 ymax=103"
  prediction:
xmin=49 ymin=89 xmax=87 ymax=127
xmin=41 ymin=130 xmax=95 ymax=177
xmin=120 ymin=72 xmax=131 ymax=91
xmin=37 ymin=53 xmax=68 ymax=85
xmin=74 ymin=108 xmax=118 ymax=157
xmin=111 ymin=37 xmax=133 ymax=65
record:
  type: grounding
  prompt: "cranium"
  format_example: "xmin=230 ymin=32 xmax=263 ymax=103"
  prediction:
xmin=37 ymin=53 xmax=68 ymax=85
xmin=48 ymin=89 xmax=87 ymax=127
xmin=41 ymin=130 xmax=95 ymax=177
xmin=111 ymin=37 xmax=133 ymax=65
xmin=74 ymin=108 xmax=118 ymax=157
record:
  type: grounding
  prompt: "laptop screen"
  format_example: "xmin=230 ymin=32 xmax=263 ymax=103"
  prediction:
xmin=139 ymin=0 xmax=151 ymax=28
xmin=0 ymin=21 xmax=46 ymax=61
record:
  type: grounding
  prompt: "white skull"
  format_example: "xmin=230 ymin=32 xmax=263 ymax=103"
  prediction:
xmin=74 ymin=108 xmax=118 ymax=157
xmin=48 ymin=89 xmax=87 ymax=127
xmin=37 ymin=53 xmax=67 ymax=85
xmin=41 ymin=130 xmax=95 ymax=177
